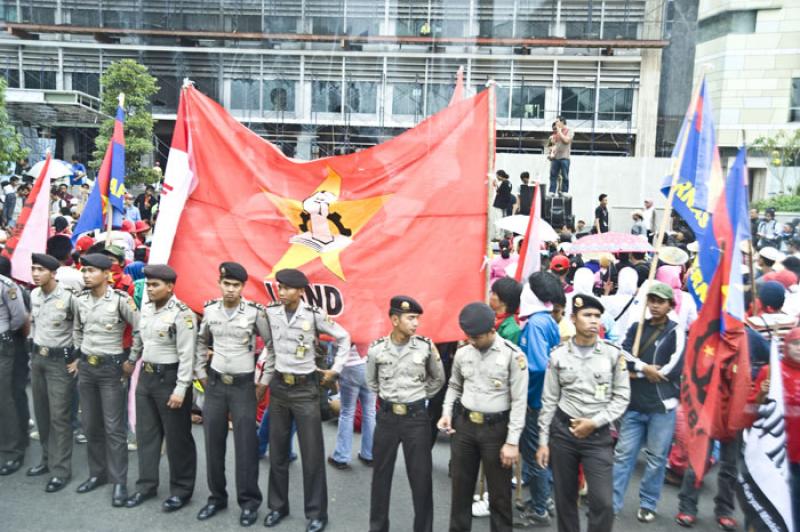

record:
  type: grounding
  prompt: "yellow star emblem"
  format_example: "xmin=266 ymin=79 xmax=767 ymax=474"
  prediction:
xmin=262 ymin=166 xmax=392 ymax=281
xmin=703 ymin=345 xmax=714 ymax=357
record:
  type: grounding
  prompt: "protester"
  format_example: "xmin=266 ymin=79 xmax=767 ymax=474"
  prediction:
xmin=781 ymin=328 xmax=800 ymax=530
xmin=546 ymin=117 xmax=573 ymax=195
xmin=631 ymin=210 xmax=646 ymax=237
xmin=124 ymin=194 xmax=142 ymax=223
xmin=490 ymin=240 xmax=516 ymax=284
xmin=516 ymin=172 xmax=534 ymax=216
xmin=493 ymin=170 xmax=515 ymax=219
xmin=329 ymin=344 xmax=375 ymax=470
xmin=594 ymin=194 xmax=609 ymax=234
xmin=490 ymin=277 xmax=523 ymax=344
xmin=135 ymin=185 xmax=158 ymax=222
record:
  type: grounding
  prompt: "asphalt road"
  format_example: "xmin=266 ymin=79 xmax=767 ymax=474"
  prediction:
xmin=0 ymin=415 xmax=739 ymax=532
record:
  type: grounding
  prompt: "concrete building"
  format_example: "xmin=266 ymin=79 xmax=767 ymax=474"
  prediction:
xmin=1 ymin=0 xmax=670 ymax=165
xmin=694 ymin=0 xmax=800 ymax=197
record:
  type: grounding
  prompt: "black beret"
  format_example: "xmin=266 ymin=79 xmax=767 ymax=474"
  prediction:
xmin=458 ymin=302 xmax=496 ymax=336
xmin=275 ymin=268 xmax=308 ymax=288
xmin=491 ymin=277 xmax=522 ymax=314
xmin=571 ymin=293 xmax=604 ymax=315
xmin=81 ymin=253 xmax=113 ymax=270
xmin=143 ymin=264 xmax=177 ymax=283
xmin=389 ymin=295 xmax=423 ymax=315
xmin=31 ymin=253 xmax=60 ymax=271
xmin=219 ymin=261 xmax=248 ymax=283
xmin=46 ymin=235 xmax=72 ymax=261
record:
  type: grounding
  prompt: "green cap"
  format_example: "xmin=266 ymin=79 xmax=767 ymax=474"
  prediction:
xmin=647 ymin=282 xmax=674 ymax=301
xmin=100 ymin=244 xmax=126 ymax=263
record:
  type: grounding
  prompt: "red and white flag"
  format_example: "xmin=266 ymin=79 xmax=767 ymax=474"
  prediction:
xmin=514 ymin=186 xmax=541 ymax=282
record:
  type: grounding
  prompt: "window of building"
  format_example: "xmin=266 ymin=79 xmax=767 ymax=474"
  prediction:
xmin=426 ymin=84 xmax=454 ymax=115
xmin=102 ymin=10 xmax=136 ymax=29
xmin=479 ymin=19 xmax=514 ymax=38
xmin=347 ymin=17 xmax=380 ymax=36
xmin=511 ymin=86 xmax=545 ymax=119
xmin=193 ymin=77 xmax=219 ymax=102
xmin=791 ymin=78 xmax=800 ymax=122
xmin=20 ymin=6 xmax=55 ymax=24
xmin=231 ymin=79 xmax=260 ymax=111
xmin=392 ymin=82 xmax=424 ymax=116
xmin=698 ymin=10 xmax=757 ymax=43
xmin=24 ymin=71 xmax=56 ymax=90
xmin=225 ymin=14 xmax=261 ymax=33
xmin=264 ymin=16 xmax=297 ymax=33
xmin=72 ymin=72 xmax=100 ymax=97
xmin=312 ymin=80 xmax=342 ymax=113
xmin=395 ymin=18 xmax=428 ymax=37
xmin=515 ymin=20 xmax=549 ymax=38
xmin=264 ymin=80 xmax=295 ymax=112
xmin=560 ymin=87 xmax=595 ymax=121
xmin=565 ymin=21 xmax=600 ymax=39
xmin=602 ymin=21 xmax=638 ymax=39
xmin=313 ymin=16 xmax=343 ymax=35
xmin=598 ymin=88 xmax=633 ymax=121
xmin=346 ymin=81 xmax=377 ymax=114
xmin=2 ymin=4 xmax=18 ymax=22
xmin=2 ymin=69 xmax=19 ymax=89
xmin=153 ymin=76 xmax=181 ymax=112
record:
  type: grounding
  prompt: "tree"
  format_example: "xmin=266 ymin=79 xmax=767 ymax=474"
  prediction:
xmin=92 ymin=59 xmax=159 ymax=185
xmin=751 ymin=129 xmax=800 ymax=195
xmin=0 ymin=78 xmax=29 ymax=173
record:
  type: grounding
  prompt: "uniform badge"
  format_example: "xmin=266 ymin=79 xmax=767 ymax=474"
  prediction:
xmin=574 ymin=297 xmax=583 ymax=309
xmin=8 ymin=287 xmax=17 ymax=300
xmin=400 ymin=301 xmax=410 ymax=311
xmin=161 ymin=315 xmax=172 ymax=323
xmin=128 ymin=298 xmax=137 ymax=312
xmin=302 ymin=321 xmax=311 ymax=332
xmin=517 ymin=355 xmax=527 ymax=370
xmin=159 ymin=331 xmax=166 ymax=337
xmin=55 ymin=300 xmax=65 ymax=310
xmin=242 ymin=336 xmax=249 ymax=344
xmin=184 ymin=316 xmax=194 ymax=330
xmin=105 ymin=323 xmax=114 ymax=331
xmin=296 ymin=344 xmax=306 ymax=359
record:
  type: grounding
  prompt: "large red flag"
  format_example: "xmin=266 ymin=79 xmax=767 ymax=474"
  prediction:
xmin=157 ymin=85 xmax=494 ymax=343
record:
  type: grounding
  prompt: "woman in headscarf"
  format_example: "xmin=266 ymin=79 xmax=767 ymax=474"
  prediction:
xmin=601 ymin=267 xmax=639 ymax=342
xmin=656 ymin=265 xmax=697 ymax=333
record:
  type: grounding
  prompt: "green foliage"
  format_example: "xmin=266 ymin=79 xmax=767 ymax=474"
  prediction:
xmin=0 ymin=78 xmax=29 ymax=171
xmin=92 ymin=60 xmax=159 ymax=185
xmin=753 ymin=194 xmax=800 ymax=213
xmin=750 ymin=130 xmax=800 ymax=195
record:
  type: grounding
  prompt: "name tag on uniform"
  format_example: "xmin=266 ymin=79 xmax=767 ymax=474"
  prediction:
xmin=413 ymin=352 xmax=424 ymax=364
xmin=302 ymin=321 xmax=311 ymax=331
xmin=594 ymin=384 xmax=608 ymax=401
xmin=295 ymin=345 xmax=306 ymax=359
xmin=55 ymin=300 xmax=65 ymax=309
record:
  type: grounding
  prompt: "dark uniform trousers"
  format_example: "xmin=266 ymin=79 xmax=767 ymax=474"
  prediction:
xmin=370 ymin=404 xmax=433 ymax=532
xmin=0 ymin=337 xmax=24 ymax=461
xmin=549 ymin=410 xmax=614 ymax=532
xmin=12 ymin=333 xmax=31 ymax=452
xmin=449 ymin=412 xmax=513 ymax=532
xmin=134 ymin=368 xmax=196 ymax=498
xmin=268 ymin=377 xmax=327 ymax=521
xmin=31 ymin=350 xmax=77 ymax=479
xmin=203 ymin=370 xmax=261 ymax=510
xmin=78 ymin=358 xmax=129 ymax=484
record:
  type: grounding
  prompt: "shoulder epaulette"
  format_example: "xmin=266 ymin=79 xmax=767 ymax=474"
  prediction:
xmin=61 ymin=286 xmax=76 ymax=294
xmin=414 ymin=335 xmax=432 ymax=345
xmin=78 ymin=289 xmax=91 ymax=297
xmin=0 ymin=276 xmax=13 ymax=287
xmin=204 ymin=298 xmax=220 ymax=307
xmin=267 ymin=301 xmax=282 ymax=308
xmin=247 ymin=301 xmax=266 ymax=312
xmin=600 ymin=339 xmax=623 ymax=350
xmin=175 ymin=300 xmax=191 ymax=312
xmin=114 ymin=288 xmax=131 ymax=298
xmin=503 ymin=339 xmax=522 ymax=352
xmin=370 ymin=337 xmax=387 ymax=348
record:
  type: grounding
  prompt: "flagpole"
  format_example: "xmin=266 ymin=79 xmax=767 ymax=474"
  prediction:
xmin=740 ymin=129 xmax=759 ymax=314
xmin=106 ymin=92 xmax=125 ymax=248
xmin=485 ymin=80 xmax=497 ymax=300
xmin=631 ymin=78 xmax=704 ymax=357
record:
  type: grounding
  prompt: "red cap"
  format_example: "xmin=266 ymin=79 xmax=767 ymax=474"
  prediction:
xmin=762 ymin=270 xmax=798 ymax=289
xmin=121 ymin=220 xmax=135 ymax=233
xmin=134 ymin=220 xmax=150 ymax=233
xmin=75 ymin=236 xmax=95 ymax=253
xmin=549 ymin=254 xmax=570 ymax=273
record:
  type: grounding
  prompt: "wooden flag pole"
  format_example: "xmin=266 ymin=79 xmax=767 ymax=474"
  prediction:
xmin=105 ymin=92 xmax=125 ymax=248
xmin=485 ymin=80 xmax=497 ymax=300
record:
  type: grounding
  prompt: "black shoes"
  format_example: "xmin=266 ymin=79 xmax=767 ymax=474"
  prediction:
xmin=162 ymin=495 xmax=190 ymax=512
xmin=0 ymin=458 xmax=22 ymax=476
xmin=76 ymin=476 xmax=107 ymax=493
xmin=357 ymin=454 xmax=373 ymax=467
xmin=307 ymin=518 xmax=328 ymax=532
xmin=45 ymin=477 xmax=67 ymax=493
xmin=111 ymin=484 xmax=128 ymax=507
xmin=125 ymin=490 xmax=156 ymax=508
xmin=26 ymin=464 xmax=49 ymax=476
xmin=264 ymin=510 xmax=288 ymax=527
xmin=197 ymin=502 xmax=227 ymax=521
xmin=240 ymin=508 xmax=258 ymax=527
xmin=326 ymin=456 xmax=350 ymax=470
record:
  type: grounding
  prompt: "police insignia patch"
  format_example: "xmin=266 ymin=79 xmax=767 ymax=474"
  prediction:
xmin=128 ymin=298 xmax=137 ymax=311
xmin=184 ymin=315 xmax=194 ymax=330
xmin=574 ymin=297 xmax=583 ymax=308
xmin=8 ymin=287 xmax=17 ymax=300
xmin=517 ymin=355 xmax=527 ymax=370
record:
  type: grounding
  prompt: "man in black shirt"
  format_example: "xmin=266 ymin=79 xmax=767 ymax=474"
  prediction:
xmin=516 ymin=172 xmax=534 ymax=216
xmin=594 ymin=194 xmax=609 ymax=234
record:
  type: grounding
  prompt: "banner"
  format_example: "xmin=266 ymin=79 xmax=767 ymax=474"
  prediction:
xmin=153 ymin=84 xmax=494 ymax=343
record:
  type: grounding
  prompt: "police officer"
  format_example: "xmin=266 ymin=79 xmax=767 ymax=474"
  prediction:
xmin=28 ymin=253 xmax=78 ymax=493
xmin=125 ymin=264 xmax=198 ymax=511
xmin=259 ymin=268 xmax=351 ymax=532
xmin=0 ymin=268 xmax=30 ymax=476
xmin=195 ymin=262 xmax=271 ymax=527
xmin=437 ymin=302 xmax=528 ymax=532
xmin=536 ymin=294 xmax=630 ymax=532
xmin=366 ymin=296 xmax=445 ymax=532
xmin=73 ymin=253 xmax=139 ymax=507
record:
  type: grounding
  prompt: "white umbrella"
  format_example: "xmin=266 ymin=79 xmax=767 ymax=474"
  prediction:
xmin=496 ymin=214 xmax=559 ymax=242
xmin=27 ymin=158 xmax=74 ymax=182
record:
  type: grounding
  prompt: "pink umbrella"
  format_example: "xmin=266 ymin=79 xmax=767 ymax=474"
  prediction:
xmin=568 ymin=232 xmax=654 ymax=254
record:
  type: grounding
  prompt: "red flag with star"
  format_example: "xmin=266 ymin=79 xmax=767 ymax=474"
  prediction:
xmin=158 ymin=84 xmax=493 ymax=343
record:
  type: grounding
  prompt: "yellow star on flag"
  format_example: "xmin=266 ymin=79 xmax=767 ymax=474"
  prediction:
xmin=262 ymin=166 xmax=392 ymax=281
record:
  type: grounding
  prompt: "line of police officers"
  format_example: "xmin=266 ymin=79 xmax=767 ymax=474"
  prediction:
xmin=0 ymin=251 xmax=631 ymax=532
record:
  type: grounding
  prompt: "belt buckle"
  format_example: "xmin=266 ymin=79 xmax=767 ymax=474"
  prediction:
xmin=469 ymin=411 xmax=484 ymax=424
xmin=38 ymin=346 xmax=49 ymax=357
xmin=144 ymin=362 xmax=155 ymax=374
xmin=283 ymin=374 xmax=295 ymax=385
xmin=221 ymin=374 xmax=234 ymax=385
xmin=392 ymin=404 xmax=408 ymax=416
xmin=87 ymin=354 xmax=100 ymax=367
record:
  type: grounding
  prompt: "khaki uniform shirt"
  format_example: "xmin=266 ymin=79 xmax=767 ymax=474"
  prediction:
xmin=196 ymin=298 xmax=271 ymax=379
xmin=443 ymin=335 xmax=529 ymax=446
xmin=30 ymin=283 xmax=76 ymax=348
xmin=73 ymin=287 xmax=139 ymax=356
xmin=258 ymin=300 xmax=350 ymax=385
xmin=0 ymin=274 xmax=27 ymax=334
xmin=365 ymin=335 xmax=445 ymax=403
xmin=130 ymin=295 xmax=198 ymax=398
xmin=538 ymin=339 xmax=630 ymax=447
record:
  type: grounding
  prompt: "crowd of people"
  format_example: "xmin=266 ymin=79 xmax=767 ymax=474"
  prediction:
xmin=0 ymin=153 xmax=798 ymax=532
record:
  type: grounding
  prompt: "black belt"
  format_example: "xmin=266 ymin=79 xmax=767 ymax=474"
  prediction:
xmin=0 ymin=331 xmax=12 ymax=343
xmin=209 ymin=368 xmax=254 ymax=385
xmin=555 ymin=408 xmax=573 ymax=424
xmin=33 ymin=343 xmax=74 ymax=361
xmin=462 ymin=407 xmax=509 ymax=425
xmin=80 ymin=353 xmax=125 ymax=367
xmin=379 ymin=399 xmax=426 ymax=416
xmin=142 ymin=361 xmax=179 ymax=375
xmin=275 ymin=370 xmax=317 ymax=386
